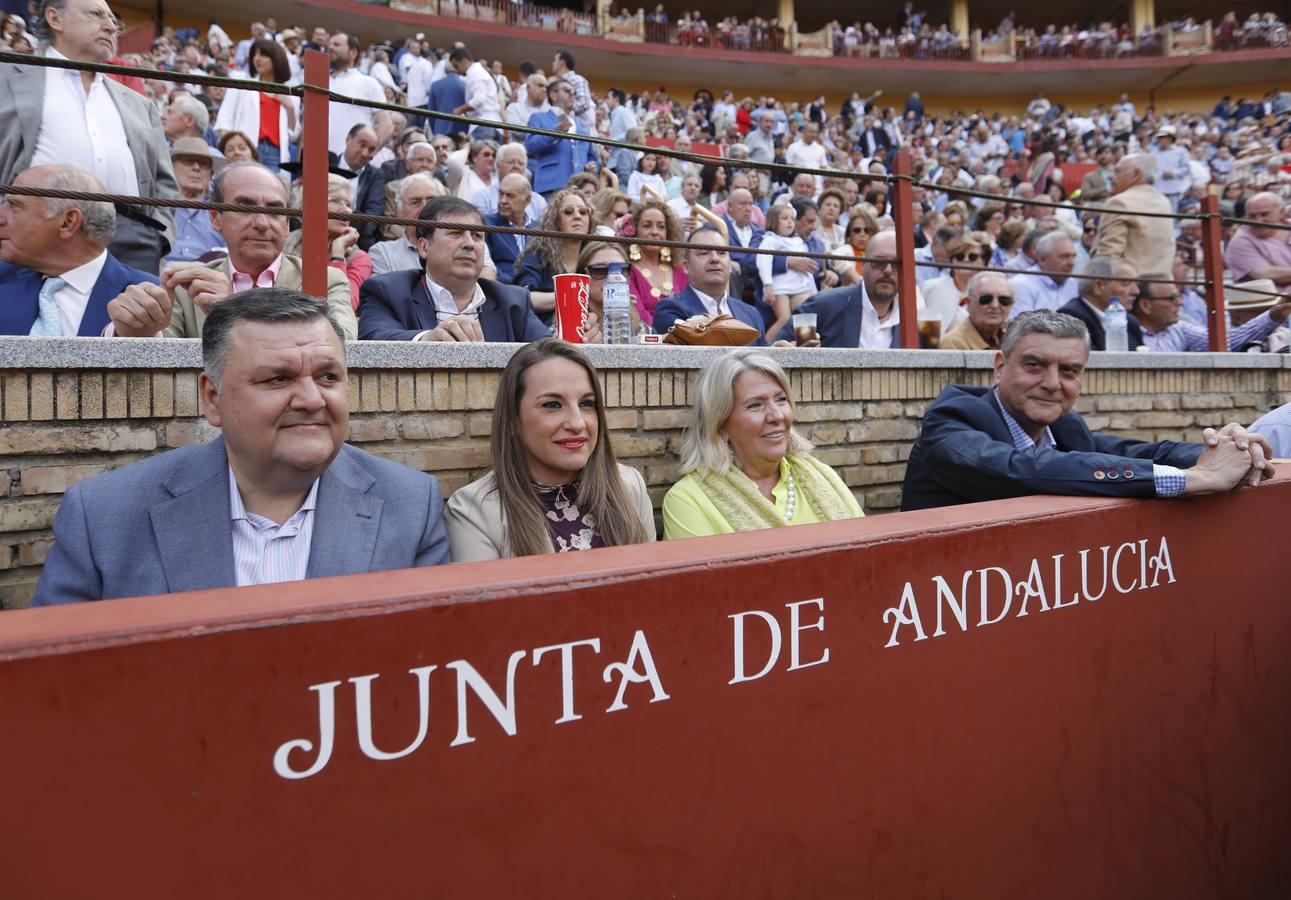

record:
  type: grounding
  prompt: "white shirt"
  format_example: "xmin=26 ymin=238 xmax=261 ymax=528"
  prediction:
xmin=463 ymin=61 xmax=500 ymax=126
xmin=328 ymin=68 xmax=386 ymax=156
xmin=784 ymin=139 xmax=829 ymax=181
xmin=49 ymin=251 xmax=108 ymax=336
xmin=32 ymin=48 xmax=139 ymax=196
xmin=404 ymin=56 xmax=434 ymax=108
xmin=690 ymin=286 xmax=731 ymax=317
xmin=229 ymin=467 xmax=319 ymax=587
xmin=859 ymin=283 xmax=902 ymax=350
xmin=506 ymin=97 xmax=549 ymax=128
xmin=415 ymin=275 xmax=487 ymax=340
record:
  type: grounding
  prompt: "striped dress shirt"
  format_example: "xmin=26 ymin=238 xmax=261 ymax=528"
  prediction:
xmin=1140 ymin=311 xmax=1279 ymax=353
xmin=229 ymin=469 xmax=320 ymax=587
xmin=993 ymin=390 xmax=1186 ymax=496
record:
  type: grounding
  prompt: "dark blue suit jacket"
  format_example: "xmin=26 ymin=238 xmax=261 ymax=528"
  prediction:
xmin=652 ymin=286 xmax=768 ymax=346
xmin=1056 ymin=297 xmax=1143 ymax=352
xmin=524 ymin=110 xmax=595 ymax=194
xmin=484 ymin=212 xmax=527 ymax=284
xmin=353 ymin=166 xmax=387 ymax=251
xmin=0 ymin=256 xmax=158 ymax=336
xmin=357 ymin=270 xmax=549 ymax=342
xmin=772 ymin=283 xmax=902 ymax=348
xmin=720 ymin=214 xmax=765 ymax=275
xmin=427 ymin=74 xmax=466 ymax=136
xmin=899 ymin=384 xmax=1204 ymax=511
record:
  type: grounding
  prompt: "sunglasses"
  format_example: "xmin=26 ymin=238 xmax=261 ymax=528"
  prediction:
xmin=977 ymin=294 xmax=1014 ymax=306
xmin=952 ymin=252 xmax=982 ymax=262
xmin=585 ymin=264 xmax=612 ymax=280
xmin=850 ymin=226 xmax=877 ymax=235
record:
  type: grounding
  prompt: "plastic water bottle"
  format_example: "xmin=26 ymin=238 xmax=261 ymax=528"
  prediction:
xmin=603 ymin=262 xmax=632 ymax=345
xmin=1105 ymin=296 xmax=1128 ymax=352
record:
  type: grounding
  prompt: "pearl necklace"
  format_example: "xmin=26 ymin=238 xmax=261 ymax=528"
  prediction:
xmin=781 ymin=467 xmax=796 ymax=524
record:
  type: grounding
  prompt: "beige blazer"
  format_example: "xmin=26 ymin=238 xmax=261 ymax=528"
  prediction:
xmin=1091 ymin=183 xmax=1175 ymax=280
xmin=163 ymin=255 xmax=357 ymax=339
xmin=445 ymin=464 xmax=656 ymax=562
xmin=940 ymin=318 xmax=995 ymax=351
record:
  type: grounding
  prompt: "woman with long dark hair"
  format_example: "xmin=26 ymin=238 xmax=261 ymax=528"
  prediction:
xmin=445 ymin=339 xmax=655 ymax=560
xmin=514 ymin=188 xmax=592 ymax=319
xmin=213 ymin=38 xmax=297 ymax=172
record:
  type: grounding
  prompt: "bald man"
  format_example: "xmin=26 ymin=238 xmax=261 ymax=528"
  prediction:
xmin=1224 ymin=192 xmax=1291 ymax=288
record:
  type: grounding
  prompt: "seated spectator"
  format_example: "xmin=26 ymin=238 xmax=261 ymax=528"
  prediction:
xmin=574 ymin=241 xmax=641 ymax=340
xmin=213 ymin=37 xmax=297 ymax=171
xmin=590 ymin=189 xmax=632 ymax=236
xmin=720 ymin=187 xmax=766 ymax=299
xmin=1057 ymin=256 xmax=1144 ymax=351
xmin=470 ymin=142 xmax=547 ymax=223
xmin=452 ymin=138 xmax=498 ymax=203
xmin=774 ymin=231 xmax=919 ymax=348
xmin=652 ymin=226 xmax=767 ymax=343
xmin=920 ymin=233 xmax=985 ymax=334
xmin=914 ymin=224 xmax=958 ymax=287
xmin=165 ymin=138 xmax=227 ymax=264
xmin=627 ymin=200 xmax=689 ymax=326
xmin=486 ymin=172 xmax=535 ymax=284
xmin=163 ymin=92 xmax=213 ymax=147
xmin=379 ymin=140 xmax=437 ymax=242
xmin=217 ymin=131 xmax=259 ymax=163
xmin=1224 ymin=192 xmax=1291 ymax=289
xmin=369 ymin=173 xmax=443 ymax=276
xmin=525 ymin=80 xmax=595 ymax=199
xmin=515 ymin=187 xmax=592 ymax=319
xmin=357 ymin=195 xmax=548 ymax=343
xmin=900 ymin=310 xmax=1273 ymax=512
xmin=1131 ymin=275 xmax=1291 ymax=352
xmin=1009 ymin=231 xmax=1079 ymax=315
xmin=663 ymin=349 xmax=863 ymax=538
xmin=113 ymin=162 xmax=354 ymax=339
xmin=941 ymin=271 xmax=1013 ymax=350
xmin=1250 ymin=398 xmax=1291 ymax=459
xmin=322 ymin=173 xmax=372 ymax=310
xmin=445 ymin=339 xmax=654 ymax=560
xmin=0 ymin=165 xmax=157 ymax=337
xmin=32 ymin=288 xmax=450 ymax=605
xmin=337 ymin=124 xmax=387 ymax=250
xmin=627 ymin=152 xmax=667 ymax=203
xmin=758 ymin=204 xmax=817 ymax=339
xmin=828 ymin=205 xmax=878 ymax=286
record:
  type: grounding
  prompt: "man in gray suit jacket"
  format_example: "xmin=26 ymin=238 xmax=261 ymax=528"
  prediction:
xmin=32 ymin=288 xmax=451 ymax=605
xmin=0 ymin=0 xmax=177 ymax=273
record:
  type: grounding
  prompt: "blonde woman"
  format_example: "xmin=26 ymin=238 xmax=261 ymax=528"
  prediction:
xmin=663 ymin=350 xmax=863 ymax=538
xmin=446 ymin=339 xmax=655 ymax=560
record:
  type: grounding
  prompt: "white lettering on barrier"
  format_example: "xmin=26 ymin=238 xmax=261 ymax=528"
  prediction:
xmin=730 ymin=599 xmax=830 ymax=683
xmin=884 ymin=536 xmax=1176 ymax=648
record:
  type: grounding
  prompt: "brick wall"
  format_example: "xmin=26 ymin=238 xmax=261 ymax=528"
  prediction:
xmin=3 ymin=358 xmax=1289 ymax=609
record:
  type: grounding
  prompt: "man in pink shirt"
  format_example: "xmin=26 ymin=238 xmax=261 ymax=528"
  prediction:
xmin=109 ymin=163 xmax=356 ymax=339
xmin=1224 ymin=192 xmax=1291 ymax=289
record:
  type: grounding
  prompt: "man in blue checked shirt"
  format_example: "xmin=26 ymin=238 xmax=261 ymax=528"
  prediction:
xmin=901 ymin=310 xmax=1274 ymax=511
xmin=1130 ymin=276 xmax=1291 ymax=353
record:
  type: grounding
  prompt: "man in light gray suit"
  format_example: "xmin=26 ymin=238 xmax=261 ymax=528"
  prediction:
xmin=0 ymin=0 xmax=177 ymax=273
xmin=32 ymin=288 xmax=451 ymax=605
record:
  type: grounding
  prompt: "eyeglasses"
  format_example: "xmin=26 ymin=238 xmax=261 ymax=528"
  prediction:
xmin=952 ymin=252 xmax=982 ymax=262
xmin=1083 ymin=225 xmax=1098 ymax=234
xmin=1145 ymin=293 xmax=1181 ymax=303
xmin=866 ymin=259 xmax=898 ymax=271
xmin=976 ymin=294 xmax=1014 ymax=306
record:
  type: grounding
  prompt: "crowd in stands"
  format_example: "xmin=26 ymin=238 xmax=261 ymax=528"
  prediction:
xmin=1 ymin=6 xmax=1289 ymax=354
xmin=0 ymin=2 xmax=1289 ymax=608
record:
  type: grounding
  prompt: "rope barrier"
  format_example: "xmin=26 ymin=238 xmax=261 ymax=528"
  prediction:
xmin=909 ymin=176 xmax=1206 ymax=221
xmin=1220 ymin=215 xmax=1291 ymax=232
xmin=0 ymin=49 xmax=296 ymax=96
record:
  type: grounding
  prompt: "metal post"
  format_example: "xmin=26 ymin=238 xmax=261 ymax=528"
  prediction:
xmin=301 ymin=50 xmax=330 ymax=299
xmin=892 ymin=151 xmax=920 ymax=350
xmin=1200 ymin=194 xmax=1228 ymax=352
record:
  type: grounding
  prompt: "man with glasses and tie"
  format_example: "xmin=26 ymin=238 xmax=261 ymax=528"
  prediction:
xmin=0 ymin=164 xmax=157 ymax=337
xmin=358 ymin=195 xmax=548 ymax=342
xmin=941 ymin=272 xmax=1013 ymax=350
xmin=901 ymin=310 xmax=1274 ymax=511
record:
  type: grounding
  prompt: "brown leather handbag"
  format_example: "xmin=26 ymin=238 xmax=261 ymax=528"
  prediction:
xmin=663 ymin=314 xmax=762 ymax=347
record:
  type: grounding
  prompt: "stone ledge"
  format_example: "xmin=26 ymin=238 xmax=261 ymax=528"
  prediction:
xmin=0 ymin=336 xmax=1284 ymax=373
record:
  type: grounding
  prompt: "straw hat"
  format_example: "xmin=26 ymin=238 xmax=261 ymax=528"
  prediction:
xmin=1225 ymin=279 xmax=1281 ymax=310
xmin=1154 ymin=125 xmax=1177 ymax=140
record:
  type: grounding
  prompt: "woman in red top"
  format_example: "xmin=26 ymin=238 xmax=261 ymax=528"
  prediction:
xmin=214 ymin=39 xmax=297 ymax=173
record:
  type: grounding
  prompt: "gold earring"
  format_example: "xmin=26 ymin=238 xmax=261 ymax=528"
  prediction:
xmin=660 ymin=246 xmax=671 ymax=265
xmin=629 ymin=244 xmax=641 ymax=262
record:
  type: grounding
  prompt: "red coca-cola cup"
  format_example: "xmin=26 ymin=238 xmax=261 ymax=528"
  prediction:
xmin=553 ymin=273 xmax=591 ymax=343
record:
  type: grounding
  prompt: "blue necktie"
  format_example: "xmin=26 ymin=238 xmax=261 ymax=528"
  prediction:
xmin=29 ymin=276 xmax=66 ymax=337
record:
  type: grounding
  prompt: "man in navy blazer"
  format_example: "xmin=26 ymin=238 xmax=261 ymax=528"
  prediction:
xmin=653 ymin=227 xmax=767 ymax=344
xmin=900 ymin=310 xmax=1272 ymax=512
xmin=33 ymin=288 xmax=451 ymax=604
xmin=427 ymin=70 xmax=466 ymax=137
xmin=484 ymin=173 xmax=533 ymax=283
xmin=773 ymin=230 xmax=909 ymax=348
xmin=524 ymin=80 xmax=595 ymax=197
xmin=0 ymin=164 xmax=157 ymax=336
xmin=358 ymin=195 xmax=548 ymax=342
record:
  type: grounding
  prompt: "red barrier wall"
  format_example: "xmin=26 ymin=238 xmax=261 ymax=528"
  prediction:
xmin=3 ymin=481 xmax=1290 ymax=897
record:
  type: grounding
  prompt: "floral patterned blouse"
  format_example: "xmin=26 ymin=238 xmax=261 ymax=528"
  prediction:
xmin=535 ymin=482 xmax=606 ymax=553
